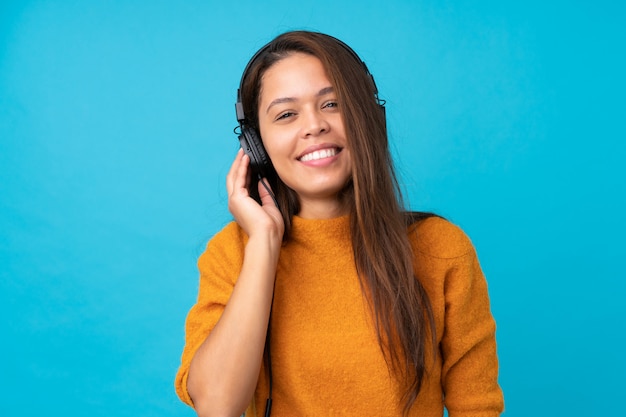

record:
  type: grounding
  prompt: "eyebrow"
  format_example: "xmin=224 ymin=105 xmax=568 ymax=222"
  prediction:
xmin=265 ymin=86 xmax=334 ymax=114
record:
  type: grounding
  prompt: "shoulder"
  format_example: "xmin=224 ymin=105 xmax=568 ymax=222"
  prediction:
xmin=206 ymin=221 xmax=247 ymax=250
xmin=408 ymin=216 xmax=475 ymax=260
xmin=198 ymin=221 xmax=248 ymax=276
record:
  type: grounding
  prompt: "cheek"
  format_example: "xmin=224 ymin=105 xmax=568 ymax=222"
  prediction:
xmin=260 ymin=126 xmax=293 ymax=161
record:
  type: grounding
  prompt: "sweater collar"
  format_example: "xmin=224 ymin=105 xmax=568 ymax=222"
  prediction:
xmin=290 ymin=214 xmax=351 ymax=244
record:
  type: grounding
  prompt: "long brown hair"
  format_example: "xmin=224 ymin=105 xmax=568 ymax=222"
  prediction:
xmin=239 ymin=30 xmax=436 ymax=414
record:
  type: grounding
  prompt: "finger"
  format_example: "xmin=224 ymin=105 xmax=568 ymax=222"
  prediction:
xmin=226 ymin=149 xmax=245 ymax=194
xmin=235 ymin=152 xmax=251 ymax=194
xmin=258 ymin=177 xmax=278 ymax=208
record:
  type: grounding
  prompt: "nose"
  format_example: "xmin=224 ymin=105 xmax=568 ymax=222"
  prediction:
xmin=301 ymin=109 xmax=330 ymax=138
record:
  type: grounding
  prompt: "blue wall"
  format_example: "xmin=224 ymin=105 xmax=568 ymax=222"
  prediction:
xmin=1 ymin=1 xmax=624 ymax=416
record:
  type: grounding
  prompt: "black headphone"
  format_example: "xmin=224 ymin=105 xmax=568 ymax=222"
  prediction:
xmin=234 ymin=34 xmax=384 ymax=181
xmin=234 ymin=43 xmax=274 ymax=180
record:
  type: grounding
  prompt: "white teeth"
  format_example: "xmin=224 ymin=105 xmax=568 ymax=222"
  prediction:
xmin=300 ymin=148 xmax=338 ymax=162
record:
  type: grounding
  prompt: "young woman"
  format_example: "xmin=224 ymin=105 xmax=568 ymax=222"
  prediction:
xmin=175 ymin=30 xmax=504 ymax=417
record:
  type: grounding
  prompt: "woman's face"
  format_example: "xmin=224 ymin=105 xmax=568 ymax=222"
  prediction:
xmin=257 ymin=53 xmax=351 ymax=218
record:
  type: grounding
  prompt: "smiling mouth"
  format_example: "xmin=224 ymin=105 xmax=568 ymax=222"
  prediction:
xmin=299 ymin=147 xmax=341 ymax=162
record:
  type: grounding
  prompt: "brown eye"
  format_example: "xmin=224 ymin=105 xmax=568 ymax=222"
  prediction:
xmin=276 ymin=111 xmax=296 ymax=121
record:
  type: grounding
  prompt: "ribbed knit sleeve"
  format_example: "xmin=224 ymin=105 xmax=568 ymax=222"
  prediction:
xmin=174 ymin=221 xmax=246 ymax=407
xmin=412 ymin=217 xmax=504 ymax=416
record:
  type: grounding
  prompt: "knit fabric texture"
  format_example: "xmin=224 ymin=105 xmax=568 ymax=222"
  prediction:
xmin=175 ymin=215 xmax=504 ymax=416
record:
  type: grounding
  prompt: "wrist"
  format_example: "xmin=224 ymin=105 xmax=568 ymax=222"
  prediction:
xmin=246 ymin=232 xmax=282 ymax=261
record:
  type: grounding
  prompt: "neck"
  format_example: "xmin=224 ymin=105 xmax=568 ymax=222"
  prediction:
xmin=296 ymin=196 xmax=349 ymax=219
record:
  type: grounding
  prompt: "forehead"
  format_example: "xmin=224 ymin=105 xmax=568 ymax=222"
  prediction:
xmin=259 ymin=53 xmax=331 ymax=99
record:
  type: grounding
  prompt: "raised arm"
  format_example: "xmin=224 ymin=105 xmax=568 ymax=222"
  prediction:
xmin=186 ymin=150 xmax=284 ymax=417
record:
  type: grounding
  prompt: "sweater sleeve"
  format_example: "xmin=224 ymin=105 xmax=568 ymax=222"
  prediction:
xmin=174 ymin=222 xmax=246 ymax=407
xmin=440 ymin=236 xmax=504 ymax=416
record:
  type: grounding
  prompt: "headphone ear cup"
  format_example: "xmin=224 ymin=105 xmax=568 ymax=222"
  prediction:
xmin=238 ymin=126 xmax=272 ymax=177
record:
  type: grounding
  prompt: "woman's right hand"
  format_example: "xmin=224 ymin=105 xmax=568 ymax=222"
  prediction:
xmin=226 ymin=148 xmax=284 ymax=242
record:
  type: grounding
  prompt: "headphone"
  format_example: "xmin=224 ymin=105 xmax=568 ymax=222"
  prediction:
xmin=234 ymin=34 xmax=385 ymax=181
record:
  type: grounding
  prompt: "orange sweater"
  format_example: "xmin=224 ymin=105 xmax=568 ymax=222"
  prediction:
xmin=175 ymin=215 xmax=504 ymax=416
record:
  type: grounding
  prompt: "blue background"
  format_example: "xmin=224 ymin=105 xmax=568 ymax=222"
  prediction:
xmin=1 ymin=1 xmax=624 ymax=416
